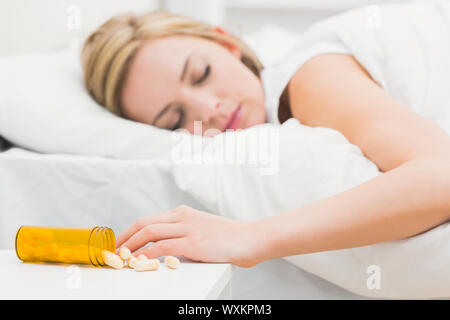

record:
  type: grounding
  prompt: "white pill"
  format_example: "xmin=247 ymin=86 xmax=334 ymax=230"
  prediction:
xmin=102 ymin=250 xmax=124 ymax=269
xmin=128 ymin=256 xmax=138 ymax=269
xmin=164 ymin=256 xmax=180 ymax=269
xmin=134 ymin=258 xmax=160 ymax=272
xmin=119 ymin=247 xmax=131 ymax=260
xmin=137 ymin=254 xmax=147 ymax=261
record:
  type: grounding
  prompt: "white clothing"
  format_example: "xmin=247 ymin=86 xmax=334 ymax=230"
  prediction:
xmin=260 ymin=0 xmax=450 ymax=134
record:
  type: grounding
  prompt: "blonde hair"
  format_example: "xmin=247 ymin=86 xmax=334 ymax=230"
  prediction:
xmin=82 ymin=10 xmax=264 ymax=116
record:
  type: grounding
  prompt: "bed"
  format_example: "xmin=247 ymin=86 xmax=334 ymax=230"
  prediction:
xmin=0 ymin=146 xmax=367 ymax=299
xmin=2 ymin=1 xmax=363 ymax=299
xmin=2 ymin=0 xmax=448 ymax=300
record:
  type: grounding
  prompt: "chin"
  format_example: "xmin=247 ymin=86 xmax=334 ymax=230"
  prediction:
xmin=245 ymin=115 xmax=267 ymax=129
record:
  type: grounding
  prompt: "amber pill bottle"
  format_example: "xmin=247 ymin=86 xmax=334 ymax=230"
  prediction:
xmin=15 ymin=226 xmax=116 ymax=266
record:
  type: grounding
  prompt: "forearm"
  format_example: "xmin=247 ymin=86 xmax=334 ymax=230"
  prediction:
xmin=256 ymin=157 xmax=450 ymax=262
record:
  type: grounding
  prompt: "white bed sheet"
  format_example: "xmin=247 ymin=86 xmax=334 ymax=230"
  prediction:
xmin=0 ymin=147 xmax=367 ymax=299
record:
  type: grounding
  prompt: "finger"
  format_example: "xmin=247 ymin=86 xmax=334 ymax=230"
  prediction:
xmin=132 ymin=238 xmax=187 ymax=259
xmin=120 ymin=222 xmax=185 ymax=253
xmin=116 ymin=209 xmax=182 ymax=248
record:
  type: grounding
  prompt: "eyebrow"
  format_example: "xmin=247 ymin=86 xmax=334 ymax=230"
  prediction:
xmin=152 ymin=53 xmax=192 ymax=126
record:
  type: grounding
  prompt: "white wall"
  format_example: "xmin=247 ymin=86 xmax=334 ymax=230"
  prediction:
xmin=0 ymin=0 xmax=413 ymax=56
xmin=223 ymin=0 xmax=412 ymax=35
xmin=162 ymin=0 xmax=225 ymax=25
xmin=0 ymin=0 xmax=159 ymax=56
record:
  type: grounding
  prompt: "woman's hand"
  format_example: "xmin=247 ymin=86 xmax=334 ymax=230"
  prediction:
xmin=116 ymin=205 xmax=266 ymax=268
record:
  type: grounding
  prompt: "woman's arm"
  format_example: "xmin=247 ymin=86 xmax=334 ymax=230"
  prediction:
xmin=287 ymin=54 xmax=450 ymax=171
xmin=256 ymin=156 xmax=450 ymax=262
xmin=115 ymin=157 xmax=450 ymax=267
xmin=115 ymin=157 xmax=450 ymax=268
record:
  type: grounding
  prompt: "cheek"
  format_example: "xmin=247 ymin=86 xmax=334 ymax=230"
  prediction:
xmin=122 ymin=102 xmax=152 ymax=125
xmin=246 ymin=103 xmax=267 ymax=128
xmin=121 ymin=90 xmax=149 ymax=123
xmin=214 ymin=58 xmax=246 ymax=87
xmin=184 ymin=122 xmax=196 ymax=135
xmin=183 ymin=119 xmax=202 ymax=136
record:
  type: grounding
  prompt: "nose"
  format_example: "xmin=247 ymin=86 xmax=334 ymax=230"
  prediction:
xmin=199 ymin=101 xmax=221 ymax=124
xmin=183 ymin=89 xmax=221 ymax=125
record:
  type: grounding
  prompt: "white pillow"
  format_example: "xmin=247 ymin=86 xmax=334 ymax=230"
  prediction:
xmin=0 ymin=45 xmax=207 ymax=160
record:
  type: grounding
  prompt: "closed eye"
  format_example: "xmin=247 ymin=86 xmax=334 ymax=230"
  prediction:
xmin=171 ymin=109 xmax=185 ymax=131
xmin=195 ymin=65 xmax=210 ymax=85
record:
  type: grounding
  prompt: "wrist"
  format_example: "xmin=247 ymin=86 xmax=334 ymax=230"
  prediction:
xmin=245 ymin=218 xmax=279 ymax=266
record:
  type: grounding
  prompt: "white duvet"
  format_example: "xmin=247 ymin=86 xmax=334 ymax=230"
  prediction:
xmin=0 ymin=0 xmax=449 ymax=299
xmin=169 ymin=0 xmax=450 ymax=298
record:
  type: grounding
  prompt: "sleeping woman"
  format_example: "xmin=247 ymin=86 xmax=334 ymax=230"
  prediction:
xmin=81 ymin=1 xmax=450 ymax=267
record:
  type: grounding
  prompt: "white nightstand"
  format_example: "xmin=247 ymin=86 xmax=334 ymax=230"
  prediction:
xmin=0 ymin=250 xmax=232 ymax=299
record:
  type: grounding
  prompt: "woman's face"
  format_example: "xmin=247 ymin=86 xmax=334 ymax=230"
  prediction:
xmin=121 ymin=35 xmax=266 ymax=136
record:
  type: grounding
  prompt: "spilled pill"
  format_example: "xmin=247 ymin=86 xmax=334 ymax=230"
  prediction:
xmin=134 ymin=258 xmax=160 ymax=272
xmin=128 ymin=256 xmax=138 ymax=269
xmin=102 ymin=251 xmax=124 ymax=269
xmin=101 ymin=251 xmax=180 ymax=271
xmin=137 ymin=254 xmax=147 ymax=261
xmin=119 ymin=246 xmax=131 ymax=260
xmin=165 ymin=256 xmax=180 ymax=269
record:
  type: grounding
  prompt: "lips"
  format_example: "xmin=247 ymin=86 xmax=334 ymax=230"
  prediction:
xmin=224 ymin=105 xmax=242 ymax=131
